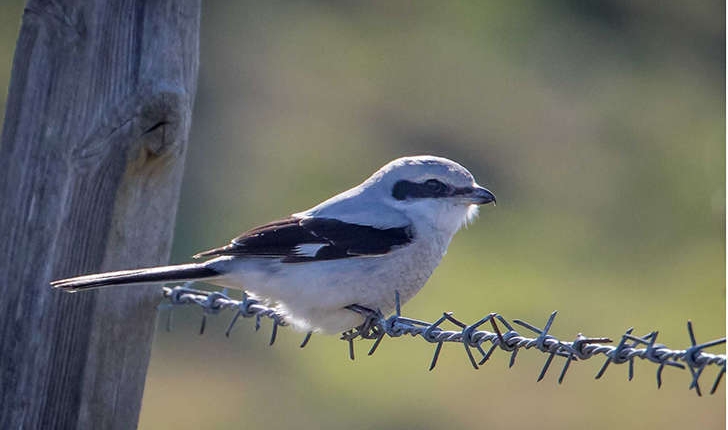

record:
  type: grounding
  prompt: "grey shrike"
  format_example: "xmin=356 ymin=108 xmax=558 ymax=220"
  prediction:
xmin=51 ymin=155 xmax=496 ymax=334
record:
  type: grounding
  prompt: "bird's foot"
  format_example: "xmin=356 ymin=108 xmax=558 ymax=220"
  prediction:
xmin=344 ymin=304 xmax=384 ymax=339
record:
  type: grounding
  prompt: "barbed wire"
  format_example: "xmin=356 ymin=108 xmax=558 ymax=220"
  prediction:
xmin=159 ymin=284 xmax=725 ymax=396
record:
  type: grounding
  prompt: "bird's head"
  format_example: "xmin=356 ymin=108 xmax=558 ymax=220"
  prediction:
xmin=299 ymin=155 xmax=495 ymax=237
xmin=365 ymin=155 xmax=496 ymax=234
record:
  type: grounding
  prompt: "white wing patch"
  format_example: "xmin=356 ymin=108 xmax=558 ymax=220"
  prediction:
xmin=294 ymin=243 xmax=328 ymax=257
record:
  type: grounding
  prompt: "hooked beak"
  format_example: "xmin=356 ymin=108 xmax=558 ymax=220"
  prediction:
xmin=464 ymin=185 xmax=496 ymax=205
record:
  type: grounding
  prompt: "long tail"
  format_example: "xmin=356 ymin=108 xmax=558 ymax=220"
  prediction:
xmin=50 ymin=263 xmax=221 ymax=292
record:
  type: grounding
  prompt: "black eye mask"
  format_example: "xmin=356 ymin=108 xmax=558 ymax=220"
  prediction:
xmin=392 ymin=179 xmax=474 ymax=200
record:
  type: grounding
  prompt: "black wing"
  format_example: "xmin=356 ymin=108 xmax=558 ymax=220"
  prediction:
xmin=193 ymin=217 xmax=413 ymax=263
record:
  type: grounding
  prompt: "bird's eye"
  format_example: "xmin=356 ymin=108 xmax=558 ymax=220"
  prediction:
xmin=392 ymin=179 xmax=450 ymax=200
xmin=424 ymin=179 xmax=447 ymax=194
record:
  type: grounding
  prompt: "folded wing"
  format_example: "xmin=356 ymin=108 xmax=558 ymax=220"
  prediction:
xmin=193 ymin=216 xmax=413 ymax=263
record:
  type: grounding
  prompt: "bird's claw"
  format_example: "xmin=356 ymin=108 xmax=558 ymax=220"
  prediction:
xmin=345 ymin=304 xmax=384 ymax=339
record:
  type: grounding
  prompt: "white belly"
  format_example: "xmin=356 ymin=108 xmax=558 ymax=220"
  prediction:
xmin=208 ymin=234 xmax=451 ymax=334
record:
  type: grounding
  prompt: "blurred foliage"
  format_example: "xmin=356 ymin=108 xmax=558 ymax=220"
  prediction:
xmin=0 ymin=1 xmax=724 ymax=429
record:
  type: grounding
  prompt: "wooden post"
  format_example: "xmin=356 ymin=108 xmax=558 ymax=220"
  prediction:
xmin=0 ymin=1 xmax=200 ymax=428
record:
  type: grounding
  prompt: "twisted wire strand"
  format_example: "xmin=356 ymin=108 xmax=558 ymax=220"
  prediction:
xmin=160 ymin=285 xmax=726 ymax=395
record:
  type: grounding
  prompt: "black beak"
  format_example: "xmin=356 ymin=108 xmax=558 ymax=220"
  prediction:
xmin=469 ymin=186 xmax=496 ymax=205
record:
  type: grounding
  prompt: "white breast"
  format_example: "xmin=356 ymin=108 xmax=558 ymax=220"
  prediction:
xmin=209 ymin=222 xmax=457 ymax=334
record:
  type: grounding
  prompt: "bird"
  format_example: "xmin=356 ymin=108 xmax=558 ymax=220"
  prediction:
xmin=51 ymin=155 xmax=496 ymax=334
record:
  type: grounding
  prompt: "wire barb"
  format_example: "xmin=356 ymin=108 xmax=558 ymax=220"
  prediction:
xmin=160 ymin=285 xmax=726 ymax=394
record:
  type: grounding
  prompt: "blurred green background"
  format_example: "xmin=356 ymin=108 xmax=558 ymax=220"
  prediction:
xmin=1 ymin=1 xmax=725 ymax=429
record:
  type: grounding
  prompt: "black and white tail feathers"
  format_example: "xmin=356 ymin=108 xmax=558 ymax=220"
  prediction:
xmin=50 ymin=263 xmax=220 ymax=292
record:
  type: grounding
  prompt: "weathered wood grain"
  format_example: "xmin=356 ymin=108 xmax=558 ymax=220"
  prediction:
xmin=0 ymin=1 xmax=200 ymax=428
